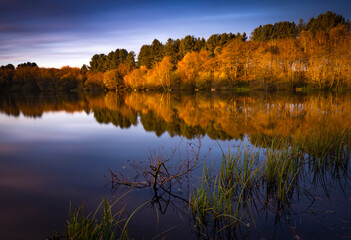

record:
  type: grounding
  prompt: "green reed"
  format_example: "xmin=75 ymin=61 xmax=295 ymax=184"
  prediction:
xmin=49 ymin=190 xmax=148 ymax=240
xmin=190 ymin=139 xmax=307 ymax=237
xmin=190 ymin=127 xmax=351 ymax=238
xmin=297 ymin=128 xmax=351 ymax=196
xmin=298 ymin=128 xmax=351 ymax=168
xmin=50 ymin=128 xmax=351 ymax=239
xmin=263 ymin=139 xmax=306 ymax=203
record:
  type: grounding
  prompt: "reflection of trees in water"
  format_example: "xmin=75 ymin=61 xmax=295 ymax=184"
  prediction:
xmin=140 ymin=111 xmax=167 ymax=136
xmin=140 ymin=110 xmax=208 ymax=138
xmin=0 ymin=92 xmax=86 ymax=118
xmin=94 ymin=108 xmax=137 ymax=129
xmin=1 ymin=91 xmax=351 ymax=143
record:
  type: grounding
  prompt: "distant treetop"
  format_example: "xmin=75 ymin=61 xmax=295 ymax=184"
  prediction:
xmin=0 ymin=64 xmax=15 ymax=70
xmin=304 ymin=11 xmax=349 ymax=34
xmin=250 ymin=11 xmax=350 ymax=41
xmin=17 ymin=62 xmax=38 ymax=69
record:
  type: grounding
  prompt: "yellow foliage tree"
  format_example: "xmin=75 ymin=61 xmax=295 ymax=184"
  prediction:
xmin=147 ymin=56 xmax=173 ymax=88
xmin=85 ymin=72 xmax=104 ymax=91
xmin=124 ymin=66 xmax=148 ymax=89
xmin=177 ymin=50 xmax=214 ymax=88
xmin=103 ymin=69 xmax=118 ymax=90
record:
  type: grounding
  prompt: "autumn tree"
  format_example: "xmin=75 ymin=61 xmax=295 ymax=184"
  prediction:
xmin=37 ymin=68 xmax=56 ymax=91
xmin=147 ymin=56 xmax=174 ymax=88
xmin=0 ymin=64 xmax=15 ymax=89
xmin=218 ymin=39 xmax=244 ymax=83
xmin=55 ymin=66 xmax=84 ymax=92
xmin=177 ymin=50 xmax=214 ymax=89
xmin=85 ymin=72 xmax=104 ymax=91
xmin=103 ymin=69 xmax=118 ymax=90
xmin=124 ymin=66 xmax=148 ymax=89
xmin=177 ymin=52 xmax=202 ymax=88
xmin=13 ymin=63 xmax=40 ymax=91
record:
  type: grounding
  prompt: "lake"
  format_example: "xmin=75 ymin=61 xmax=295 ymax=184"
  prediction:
xmin=0 ymin=91 xmax=350 ymax=239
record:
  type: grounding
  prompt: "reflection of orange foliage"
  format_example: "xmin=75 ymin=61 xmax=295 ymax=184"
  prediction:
xmin=2 ymin=92 xmax=351 ymax=141
xmin=104 ymin=92 xmax=120 ymax=110
xmin=124 ymin=92 xmax=174 ymax=123
xmin=122 ymin=92 xmax=351 ymax=140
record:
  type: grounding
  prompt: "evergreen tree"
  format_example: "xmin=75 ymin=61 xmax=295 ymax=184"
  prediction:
xmin=305 ymin=11 xmax=349 ymax=34
xmin=126 ymin=51 xmax=136 ymax=67
xmin=163 ymin=38 xmax=180 ymax=65
xmin=151 ymin=39 xmax=164 ymax=63
xmin=138 ymin=45 xmax=154 ymax=68
xmin=179 ymin=35 xmax=196 ymax=58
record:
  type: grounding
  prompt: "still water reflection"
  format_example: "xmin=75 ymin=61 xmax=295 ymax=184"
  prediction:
xmin=0 ymin=91 xmax=350 ymax=239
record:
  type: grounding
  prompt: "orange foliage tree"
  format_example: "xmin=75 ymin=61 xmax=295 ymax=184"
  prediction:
xmin=177 ymin=50 xmax=214 ymax=89
xmin=147 ymin=56 xmax=174 ymax=88
xmin=124 ymin=66 xmax=148 ymax=89
xmin=85 ymin=72 xmax=104 ymax=91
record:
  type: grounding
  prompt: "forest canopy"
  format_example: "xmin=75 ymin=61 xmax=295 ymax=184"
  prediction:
xmin=1 ymin=11 xmax=350 ymax=92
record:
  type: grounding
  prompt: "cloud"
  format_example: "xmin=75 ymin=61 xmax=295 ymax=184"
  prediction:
xmin=0 ymin=0 xmax=350 ymax=67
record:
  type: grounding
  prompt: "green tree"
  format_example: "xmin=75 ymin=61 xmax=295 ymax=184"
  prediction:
xmin=194 ymin=37 xmax=206 ymax=52
xmin=81 ymin=64 xmax=88 ymax=74
xmin=251 ymin=22 xmax=297 ymax=41
xmin=151 ymin=39 xmax=164 ymax=63
xmin=89 ymin=54 xmax=107 ymax=72
xmin=297 ymin=18 xmax=306 ymax=34
xmin=17 ymin=62 xmax=38 ymax=68
xmin=1 ymin=64 xmax=15 ymax=70
xmin=305 ymin=11 xmax=349 ymax=34
xmin=138 ymin=45 xmax=154 ymax=68
xmin=126 ymin=51 xmax=136 ymax=67
xmin=163 ymin=38 xmax=180 ymax=65
xmin=0 ymin=65 xmax=14 ymax=89
xmin=179 ymin=35 xmax=196 ymax=58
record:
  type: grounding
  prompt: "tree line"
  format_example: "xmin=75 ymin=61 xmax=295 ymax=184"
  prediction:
xmin=1 ymin=11 xmax=350 ymax=92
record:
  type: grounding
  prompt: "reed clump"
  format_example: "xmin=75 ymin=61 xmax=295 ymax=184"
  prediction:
xmin=264 ymin=139 xmax=305 ymax=203
xmin=48 ymin=191 xmax=148 ymax=240
xmin=190 ymin=144 xmax=263 ymax=238
xmin=298 ymin=128 xmax=351 ymax=168
xmin=190 ymin=128 xmax=351 ymax=238
xmin=297 ymin=128 xmax=351 ymax=193
xmin=190 ymin=139 xmax=307 ymax=237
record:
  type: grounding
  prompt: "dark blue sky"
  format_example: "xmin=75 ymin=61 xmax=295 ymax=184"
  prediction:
xmin=0 ymin=0 xmax=350 ymax=68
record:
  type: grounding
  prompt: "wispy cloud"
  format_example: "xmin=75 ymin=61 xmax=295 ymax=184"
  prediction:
xmin=0 ymin=0 xmax=350 ymax=67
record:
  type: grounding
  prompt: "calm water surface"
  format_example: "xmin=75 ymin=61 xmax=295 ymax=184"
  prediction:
xmin=0 ymin=91 xmax=350 ymax=239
